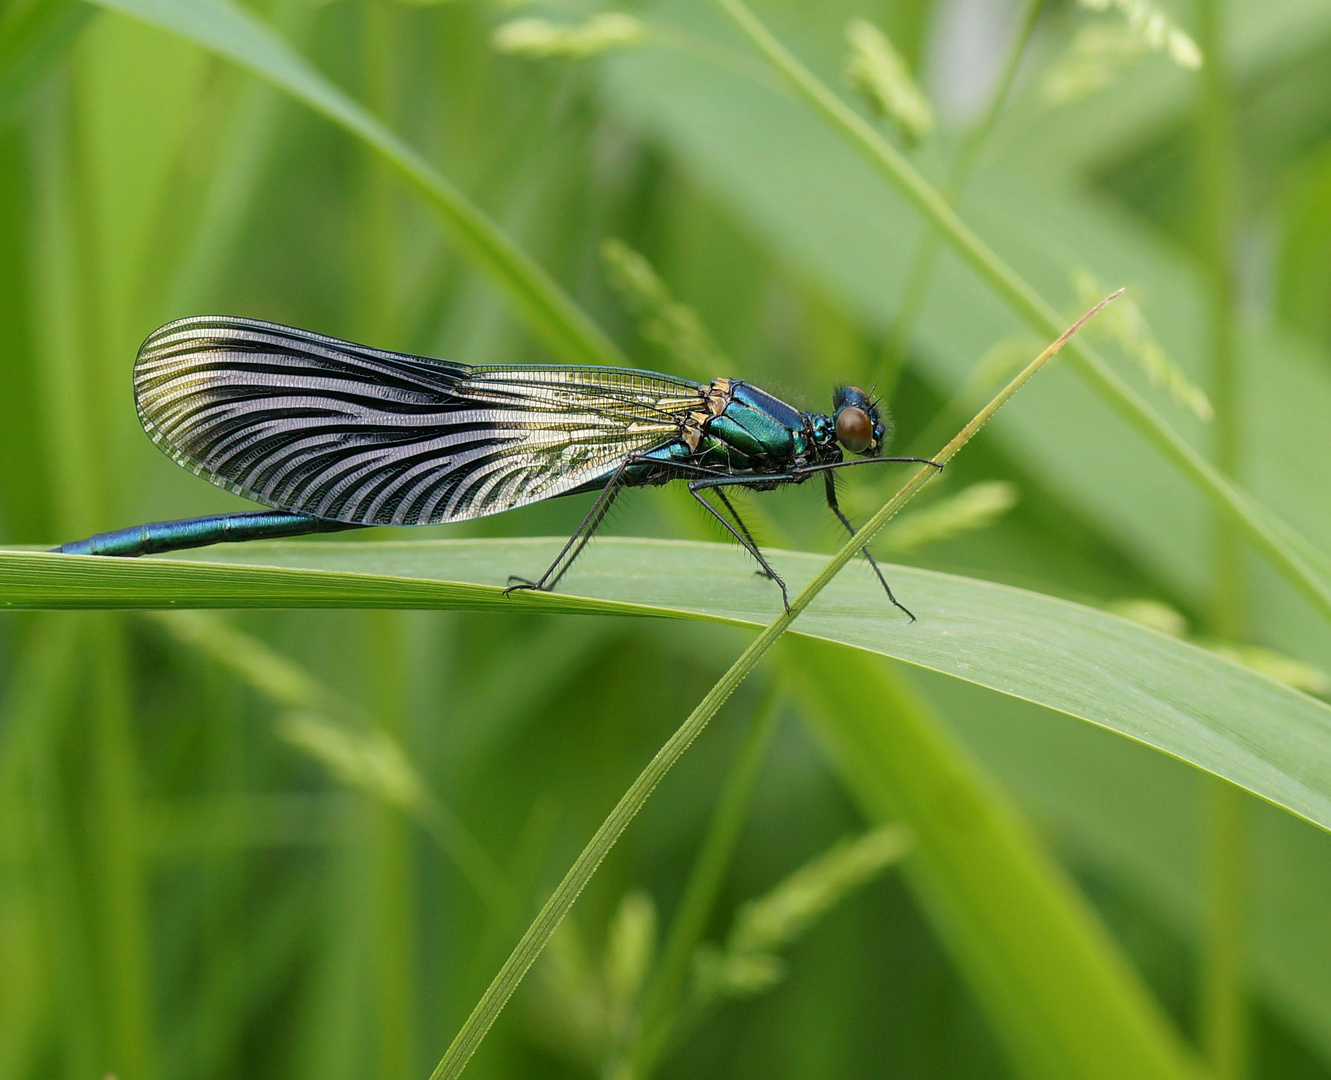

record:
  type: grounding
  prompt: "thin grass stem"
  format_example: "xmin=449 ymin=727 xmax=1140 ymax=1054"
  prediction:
xmin=881 ymin=0 xmax=1044 ymax=389
xmin=425 ymin=293 xmax=1119 ymax=1080
xmin=714 ymin=0 xmax=1331 ymax=628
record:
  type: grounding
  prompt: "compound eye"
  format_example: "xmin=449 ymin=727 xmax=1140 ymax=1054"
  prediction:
xmin=835 ymin=406 xmax=874 ymax=454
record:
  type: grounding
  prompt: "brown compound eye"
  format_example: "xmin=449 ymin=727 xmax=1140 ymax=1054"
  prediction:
xmin=835 ymin=406 xmax=874 ymax=454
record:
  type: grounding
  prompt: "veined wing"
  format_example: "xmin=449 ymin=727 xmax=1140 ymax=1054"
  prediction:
xmin=134 ymin=316 xmax=703 ymax=525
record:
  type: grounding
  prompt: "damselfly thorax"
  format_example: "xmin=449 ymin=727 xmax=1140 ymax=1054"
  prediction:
xmin=56 ymin=318 xmax=938 ymax=618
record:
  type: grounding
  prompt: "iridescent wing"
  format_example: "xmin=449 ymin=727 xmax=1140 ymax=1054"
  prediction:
xmin=134 ymin=316 xmax=704 ymax=525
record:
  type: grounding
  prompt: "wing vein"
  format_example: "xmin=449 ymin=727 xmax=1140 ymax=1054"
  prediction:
xmin=134 ymin=317 xmax=702 ymax=525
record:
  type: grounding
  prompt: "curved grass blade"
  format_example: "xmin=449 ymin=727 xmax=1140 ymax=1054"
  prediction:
xmin=8 ymin=537 xmax=1331 ymax=832
xmin=420 ymin=294 xmax=1193 ymax=1080
xmin=712 ymin=0 xmax=1331 ymax=628
xmin=86 ymin=0 xmax=623 ymax=370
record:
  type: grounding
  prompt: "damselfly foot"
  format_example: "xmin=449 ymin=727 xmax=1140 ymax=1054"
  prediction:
xmin=503 ymin=575 xmax=542 ymax=599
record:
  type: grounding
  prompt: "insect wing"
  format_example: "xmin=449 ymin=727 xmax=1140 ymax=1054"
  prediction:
xmin=134 ymin=317 xmax=702 ymax=525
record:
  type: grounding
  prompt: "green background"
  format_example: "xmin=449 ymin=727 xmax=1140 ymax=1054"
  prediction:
xmin=1 ymin=0 xmax=1330 ymax=1078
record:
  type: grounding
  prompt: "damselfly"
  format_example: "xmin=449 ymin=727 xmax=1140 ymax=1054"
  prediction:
xmin=56 ymin=318 xmax=939 ymax=617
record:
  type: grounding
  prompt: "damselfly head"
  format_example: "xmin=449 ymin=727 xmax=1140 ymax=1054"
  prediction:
xmin=832 ymin=385 xmax=889 ymax=457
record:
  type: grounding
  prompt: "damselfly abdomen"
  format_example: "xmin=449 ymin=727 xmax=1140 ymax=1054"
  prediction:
xmin=55 ymin=318 xmax=938 ymax=618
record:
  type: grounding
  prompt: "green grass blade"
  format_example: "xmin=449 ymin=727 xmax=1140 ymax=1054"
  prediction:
xmin=85 ymin=0 xmax=624 ymax=369
xmin=712 ymin=0 xmax=1331 ymax=628
xmin=425 ymin=290 xmax=1086 ymax=1078
xmin=787 ymin=640 xmax=1200 ymax=1080
xmin=8 ymin=536 xmax=1331 ymax=833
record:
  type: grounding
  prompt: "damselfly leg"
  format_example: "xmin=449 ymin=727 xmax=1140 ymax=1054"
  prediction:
xmin=793 ymin=455 xmax=943 ymax=477
xmin=503 ymin=453 xmax=941 ymax=616
xmin=687 ymin=477 xmax=789 ymax=611
xmin=821 ymin=471 xmax=915 ymax=622
xmin=506 ymin=457 xmax=795 ymax=612
xmin=504 ymin=461 xmax=634 ymax=597
xmin=711 ymin=488 xmax=777 ymax=579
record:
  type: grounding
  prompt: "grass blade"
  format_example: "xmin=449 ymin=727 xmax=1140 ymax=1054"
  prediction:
xmin=712 ymin=0 xmax=1331 ymax=628
xmin=4 ymin=533 xmax=1330 ymax=835
xmin=422 ymin=298 xmax=1112 ymax=1077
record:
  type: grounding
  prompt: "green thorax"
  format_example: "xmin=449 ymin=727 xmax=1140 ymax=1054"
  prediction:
xmin=694 ymin=380 xmax=829 ymax=470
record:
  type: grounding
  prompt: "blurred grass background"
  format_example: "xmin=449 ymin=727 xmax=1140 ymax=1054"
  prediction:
xmin=1 ymin=0 xmax=1330 ymax=1077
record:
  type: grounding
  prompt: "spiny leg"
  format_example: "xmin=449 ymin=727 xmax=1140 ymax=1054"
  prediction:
xmin=504 ymin=456 xmax=756 ymax=600
xmin=688 ymin=478 xmax=789 ymax=612
xmin=823 ymin=471 xmax=916 ymax=622
xmin=712 ymin=487 xmax=775 ymax=579
xmin=796 ymin=456 xmax=943 ymax=477
xmin=504 ymin=466 xmax=633 ymax=597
